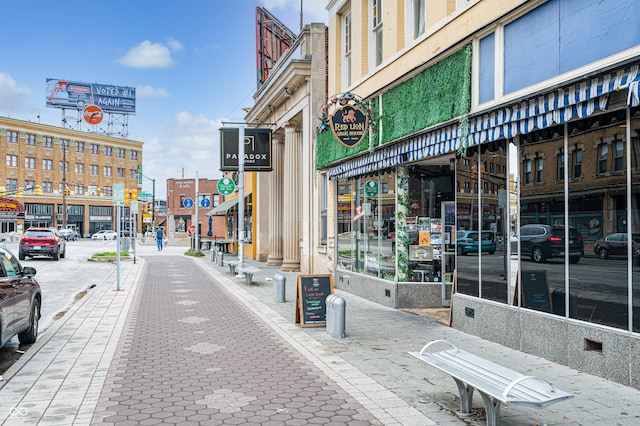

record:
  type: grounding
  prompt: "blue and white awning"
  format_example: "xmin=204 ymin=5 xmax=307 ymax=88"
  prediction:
xmin=468 ymin=64 xmax=640 ymax=146
xmin=326 ymin=124 xmax=459 ymax=179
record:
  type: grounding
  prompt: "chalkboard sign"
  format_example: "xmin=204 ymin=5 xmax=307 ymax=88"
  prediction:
xmin=520 ymin=270 xmax=551 ymax=313
xmin=295 ymin=275 xmax=334 ymax=328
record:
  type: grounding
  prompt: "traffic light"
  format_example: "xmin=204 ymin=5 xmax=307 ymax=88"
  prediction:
xmin=35 ymin=185 xmax=42 ymax=195
xmin=124 ymin=189 xmax=131 ymax=206
xmin=131 ymin=188 xmax=138 ymax=201
xmin=145 ymin=202 xmax=152 ymax=213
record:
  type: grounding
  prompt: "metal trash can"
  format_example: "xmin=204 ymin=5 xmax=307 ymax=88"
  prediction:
xmin=216 ymin=250 xmax=224 ymax=267
xmin=120 ymin=237 xmax=130 ymax=252
xmin=274 ymin=274 xmax=286 ymax=303
xmin=326 ymin=294 xmax=346 ymax=339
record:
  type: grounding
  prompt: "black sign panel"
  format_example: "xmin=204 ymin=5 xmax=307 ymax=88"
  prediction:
xmin=295 ymin=275 xmax=334 ymax=328
xmin=520 ymin=270 xmax=551 ymax=313
xmin=220 ymin=127 xmax=272 ymax=171
xmin=330 ymin=105 xmax=368 ymax=148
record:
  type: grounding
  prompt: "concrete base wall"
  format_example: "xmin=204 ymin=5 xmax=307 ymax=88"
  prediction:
xmin=451 ymin=294 xmax=640 ymax=389
xmin=334 ymin=270 xmax=446 ymax=309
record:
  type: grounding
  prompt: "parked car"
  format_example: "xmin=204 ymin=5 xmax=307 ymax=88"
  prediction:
xmin=19 ymin=227 xmax=66 ymax=261
xmin=593 ymin=233 xmax=640 ymax=260
xmin=57 ymin=228 xmax=80 ymax=241
xmin=91 ymin=230 xmax=117 ymax=240
xmin=456 ymin=230 xmax=497 ymax=255
xmin=0 ymin=245 xmax=41 ymax=348
xmin=519 ymin=224 xmax=584 ymax=264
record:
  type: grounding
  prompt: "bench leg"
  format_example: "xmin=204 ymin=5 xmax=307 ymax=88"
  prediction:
xmin=244 ymin=274 xmax=253 ymax=285
xmin=453 ymin=378 xmax=476 ymax=417
xmin=478 ymin=392 xmax=501 ymax=426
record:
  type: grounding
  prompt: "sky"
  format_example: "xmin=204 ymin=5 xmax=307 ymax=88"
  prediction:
xmin=0 ymin=0 xmax=328 ymax=199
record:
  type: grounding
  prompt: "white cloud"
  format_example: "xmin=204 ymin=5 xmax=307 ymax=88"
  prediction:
xmin=166 ymin=38 xmax=184 ymax=52
xmin=137 ymin=112 xmax=224 ymax=199
xmin=136 ymin=85 xmax=171 ymax=99
xmin=117 ymin=40 xmax=180 ymax=69
xmin=0 ymin=72 xmax=32 ymax=114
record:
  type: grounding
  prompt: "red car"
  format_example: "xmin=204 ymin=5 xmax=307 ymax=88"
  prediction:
xmin=19 ymin=227 xmax=66 ymax=261
xmin=0 ymin=245 xmax=41 ymax=348
xmin=593 ymin=233 xmax=640 ymax=260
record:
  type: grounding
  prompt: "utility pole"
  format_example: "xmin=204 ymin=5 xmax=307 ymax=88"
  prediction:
xmin=62 ymin=140 xmax=67 ymax=228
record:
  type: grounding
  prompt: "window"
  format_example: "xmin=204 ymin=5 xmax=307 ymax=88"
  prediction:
xmin=343 ymin=11 xmax=352 ymax=88
xmin=102 ymin=186 xmax=113 ymax=196
xmin=75 ymin=163 xmax=84 ymax=174
xmin=6 ymin=179 xmax=17 ymax=191
xmin=117 ymin=148 xmax=125 ymax=158
xmin=598 ymin=143 xmax=608 ymax=173
xmin=90 ymin=164 xmax=99 ymax=175
xmin=6 ymin=130 xmax=18 ymax=143
xmin=463 ymin=181 xmax=470 ymax=193
xmin=410 ymin=0 xmax=426 ymax=40
xmin=74 ymin=184 xmax=85 ymax=195
xmin=320 ymin=174 xmax=328 ymax=245
xmin=535 ymin=157 xmax=543 ymax=183
xmin=42 ymin=159 xmax=53 ymax=171
xmin=130 ymin=169 xmax=137 ymax=180
xmin=24 ymin=180 xmax=35 ymax=192
xmin=60 ymin=139 xmax=69 ymax=150
xmin=523 ymin=159 xmax=531 ymax=184
xmin=372 ymin=0 xmax=383 ymax=67
xmin=104 ymin=146 xmax=112 ymax=156
xmin=90 ymin=144 xmax=99 ymax=155
xmin=59 ymin=161 xmax=69 ymax=173
xmin=76 ymin=141 xmax=84 ymax=152
xmin=130 ymin=150 xmax=138 ymax=160
xmin=117 ymin=167 xmax=125 ymax=178
xmin=25 ymin=133 xmax=36 ymax=146
xmin=25 ymin=157 xmax=36 ymax=169
xmin=43 ymin=136 xmax=53 ymax=148
xmin=213 ymin=194 xmax=220 ymax=207
xmin=613 ymin=139 xmax=624 ymax=172
xmin=103 ymin=166 xmax=112 ymax=177
xmin=572 ymin=148 xmax=582 ymax=178
xmin=42 ymin=182 xmax=53 ymax=193
xmin=557 ymin=150 xmax=565 ymax=181
xmin=6 ymin=155 xmax=18 ymax=167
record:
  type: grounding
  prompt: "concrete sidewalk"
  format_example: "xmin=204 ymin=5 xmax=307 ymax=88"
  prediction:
xmin=0 ymin=245 xmax=639 ymax=425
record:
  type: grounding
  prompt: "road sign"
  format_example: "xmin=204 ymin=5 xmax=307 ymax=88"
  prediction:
xmin=138 ymin=192 xmax=152 ymax=198
xmin=217 ymin=178 xmax=235 ymax=195
xmin=187 ymin=225 xmax=196 ymax=236
xmin=183 ymin=198 xmax=194 ymax=208
xmin=113 ymin=183 xmax=125 ymax=203
xmin=200 ymin=198 xmax=211 ymax=208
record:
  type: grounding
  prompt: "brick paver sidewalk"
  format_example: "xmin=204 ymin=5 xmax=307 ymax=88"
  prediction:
xmin=91 ymin=256 xmax=381 ymax=425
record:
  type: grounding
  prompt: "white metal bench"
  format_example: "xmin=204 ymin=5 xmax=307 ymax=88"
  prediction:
xmin=236 ymin=266 xmax=261 ymax=285
xmin=222 ymin=260 xmax=238 ymax=275
xmin=409 ymin=340 xmax=573 ymax=426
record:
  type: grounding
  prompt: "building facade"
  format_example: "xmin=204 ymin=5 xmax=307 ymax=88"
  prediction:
xmin=323 ymin=0 xmax=640 ymax=388
xmin=166 ymin=178 xmax=226 ymax=242
xmin=0 ymin=117 xmax=143 ymax=237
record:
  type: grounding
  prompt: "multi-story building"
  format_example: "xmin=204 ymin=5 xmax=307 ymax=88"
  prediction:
xmin=0 ymin=116 xmax=143 ymax=237
xmin=166 ymin=178 xmax=226 ymax=242
xmin=322 ymin=0 xmax=640 ymax=389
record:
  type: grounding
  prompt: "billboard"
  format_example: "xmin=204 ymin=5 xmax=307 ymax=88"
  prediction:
xmin=220 ymin=128 xmax=272 ymax=171
xmin=46 ymin=78 xmax=136 ymax=114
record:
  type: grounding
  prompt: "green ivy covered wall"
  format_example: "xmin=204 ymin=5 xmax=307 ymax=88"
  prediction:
xmin=316 ymin=44 xmax=472 ymax=169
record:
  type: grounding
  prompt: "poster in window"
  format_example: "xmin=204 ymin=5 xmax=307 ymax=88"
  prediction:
xmin=419 ymin=231 xmax=431 ymax=246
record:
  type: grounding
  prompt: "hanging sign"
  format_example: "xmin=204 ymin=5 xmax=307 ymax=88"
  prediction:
xmin=330 ymin=105 xmax=369 ymax=148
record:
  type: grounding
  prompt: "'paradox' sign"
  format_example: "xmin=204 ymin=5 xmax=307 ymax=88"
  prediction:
xmin=219 ymin=128 xmax=272 ymax=171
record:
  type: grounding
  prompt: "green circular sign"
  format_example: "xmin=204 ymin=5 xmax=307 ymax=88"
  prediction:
xmin=217 ymin=177 xmax=236 ymax=195
xmin=364 ymin=180 xmax=378 ymax=197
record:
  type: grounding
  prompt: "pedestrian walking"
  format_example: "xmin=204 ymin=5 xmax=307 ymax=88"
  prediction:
xmin=156 ymin=228 xmax=164 ymax=251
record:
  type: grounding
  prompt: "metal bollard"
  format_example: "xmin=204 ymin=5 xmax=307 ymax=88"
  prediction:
xmin=326 ymin=294 xmax=346 ymax=338
xmin=274 ymin=273 xmax=286 ymax=303
xmin=209 ymin=248 xmax=215 ymax=262
xmin=217 ymin=250 xmax=224 ymax=267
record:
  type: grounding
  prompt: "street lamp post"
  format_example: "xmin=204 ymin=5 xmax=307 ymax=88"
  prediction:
xmin=62 ymin=140 xmax=67 ymax=228
xmin=142 ymin=174 xmax=156 ymax=234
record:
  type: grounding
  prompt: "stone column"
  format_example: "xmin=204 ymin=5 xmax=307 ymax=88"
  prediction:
xmin=266 ymin=133 xmax=284 ymax=266
xmin=281 ymin=123 xmax=301 ymax=271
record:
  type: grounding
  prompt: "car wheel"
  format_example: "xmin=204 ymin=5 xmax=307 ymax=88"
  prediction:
xmin=457 ymin=245 xmax=465 ymax=256
xmin=488 ymin=251 xmax=495 ymax=255
xmin=598 ymin=248 xmax=609 ymax=259
xmin=532 ymin=246 xmax=546 ymax=263
xmin=569 ymin=256 xmax=581 ymax=264
xmin=53 ymin=250 xmax=59 ymax=261
xmin=18 ymin=299 xmax=40 ymax=344
xmin=19 ymin=251 xmax=25 ymax=260
xmin=60 ymin=247 xmax=66 ymax=259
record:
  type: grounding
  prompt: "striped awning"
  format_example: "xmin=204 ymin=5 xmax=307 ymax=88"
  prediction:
xmin=326 ymin=124 xmax=459 ymax=179
xmin=467 ymin=64 xmax=640 ymax=146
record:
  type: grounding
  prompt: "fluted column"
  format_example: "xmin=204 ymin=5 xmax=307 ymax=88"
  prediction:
xmin=266 ymin=133 xmax=284 ymax=266
xmin=281 ymin=123 xmax=301 ymax=271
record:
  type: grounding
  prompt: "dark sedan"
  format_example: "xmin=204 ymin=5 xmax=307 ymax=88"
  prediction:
xmin=593 ymin=233 xmax=640 ymax=260
xmin=0 ymin=245 xmax=41 ymax=348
